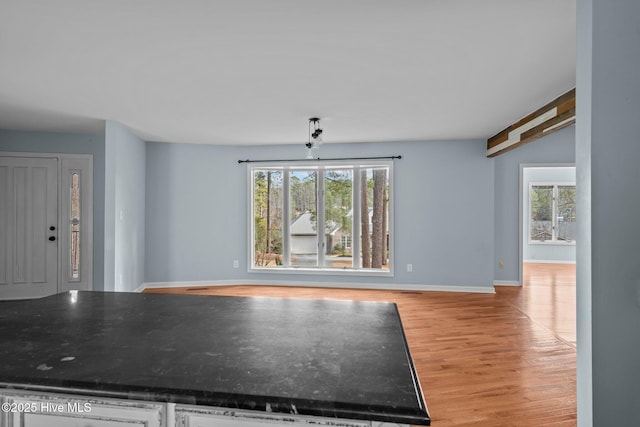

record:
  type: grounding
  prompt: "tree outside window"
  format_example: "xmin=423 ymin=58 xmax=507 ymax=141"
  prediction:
xmin=530 ymin=183 xmax=576 ymax=243
xmin=250 ymin=162 xmax=392 ymax=274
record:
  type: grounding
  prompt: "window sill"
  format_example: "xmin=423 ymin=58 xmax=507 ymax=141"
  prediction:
xmin=528 ymin=241 xmax=576 ymax=246
xmin=249 ymin=266 xmax=394 ymax=277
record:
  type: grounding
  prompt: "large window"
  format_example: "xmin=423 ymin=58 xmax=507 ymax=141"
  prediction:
xmin=249 ymin=161 xmax=393 ymax=275
xmin=529 ymin=183 xmax=576 ymax=244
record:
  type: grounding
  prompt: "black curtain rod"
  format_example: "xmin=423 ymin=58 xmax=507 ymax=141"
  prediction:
xmin=237 ymin=155 xmax=401 ymax=164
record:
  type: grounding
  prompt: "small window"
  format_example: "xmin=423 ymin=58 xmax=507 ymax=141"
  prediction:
xmin=529 ymin=183 xmax=576 ymax=244
xmin=70 ymin=171 xmax=81 ymax=280
xmin=341 ymin=235 xmax=352 ymax=250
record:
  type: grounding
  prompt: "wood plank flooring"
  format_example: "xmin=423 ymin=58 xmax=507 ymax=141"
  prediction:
xmin=144 ymin=264 xmax=576 ymax=427
xmin=500 ymin=262 xmax=576 ymax=347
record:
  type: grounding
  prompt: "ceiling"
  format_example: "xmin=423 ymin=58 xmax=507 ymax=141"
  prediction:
xmin=0 ymin=0 xmax=576 ymax=146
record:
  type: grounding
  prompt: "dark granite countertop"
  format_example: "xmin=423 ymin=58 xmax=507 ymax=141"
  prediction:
xmin=0 ymin=291 xmax=429 ymax=425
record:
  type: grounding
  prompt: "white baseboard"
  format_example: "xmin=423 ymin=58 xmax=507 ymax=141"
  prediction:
xmin=140 ymin=279 xmax=496 ymax=294
xmin=523 ymin=260 xmax=576 ymax=264
xmin=493 ymin=280 xmax=521 ymax=287
xmin=133 ymin=283 xmax=147 ymax=293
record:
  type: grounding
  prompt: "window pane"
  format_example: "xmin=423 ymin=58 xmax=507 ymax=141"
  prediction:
xmin=249 ymin=162 xmax=393 ymax=274
xmin=289 ymin=170 xmax=317 ymax=267
xmin=556 ymin=185 xmax=576 ymax=241
xmin=360 ymin=167 xmax=390 ymax=270
xmin=324 ymin=169 xmax=353 ymax=268
xmin=253 ymin=170 xmax=283 ymax=267
xmin=530 ymin=185 xmax=553 ymax=241
xmin=70 ymin=172 xmax=81 ymax=280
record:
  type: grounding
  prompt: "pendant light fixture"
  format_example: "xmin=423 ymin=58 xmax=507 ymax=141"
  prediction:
xmin=305 ymin=117 xmax=323 ymax=159
xmin=237 ymin=116 xmax=401 ymax=163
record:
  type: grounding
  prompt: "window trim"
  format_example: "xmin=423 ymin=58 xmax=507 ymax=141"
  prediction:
xmin=247 ymin=160 xmax=394 ymax=276
xmin=528 ymin=181 xmax=576 ymax=246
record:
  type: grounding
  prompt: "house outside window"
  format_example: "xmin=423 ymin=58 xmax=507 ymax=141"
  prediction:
xmin=249 ymin=161 xmax=393 ymax=275
xmin=529 ymin=183 xmax=576 ymax=244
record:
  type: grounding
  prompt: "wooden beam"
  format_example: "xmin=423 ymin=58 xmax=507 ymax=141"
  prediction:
xmin=487 ymin=88 xmax=576 ymax=157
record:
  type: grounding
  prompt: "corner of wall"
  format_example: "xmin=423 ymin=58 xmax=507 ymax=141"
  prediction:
xmin=104 ymin=121 xmax=146 ymax=292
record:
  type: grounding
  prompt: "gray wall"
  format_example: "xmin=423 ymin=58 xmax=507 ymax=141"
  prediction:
xmin=577 ymin=0 xmax=640 ymax=424
xmin=493 ymin=125 xmax=575 ymax=282
xmin=522 ymin=167 xmax=576 ymax=263
xmin=0 ymin=129 xmax=106 ymax=290
xmin=145 ymin=139 xmax=495 ymax=289
xmin=104 ymin=121 xmax=146 ymax=292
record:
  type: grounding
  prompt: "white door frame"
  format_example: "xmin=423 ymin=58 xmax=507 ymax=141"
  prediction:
xmin=518 ymin=162 xmax=575 ymax=285
xmin=0 ymin=152 xmax=93 ymax=294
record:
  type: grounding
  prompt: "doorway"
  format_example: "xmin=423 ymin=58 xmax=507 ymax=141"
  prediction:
xmin=519 ymin=164 xmax=576 ymax=345
xmin=0 ymin=153 xmax=93 ymax=299
xmin=522 ymin=166 xmax=576 ymax=264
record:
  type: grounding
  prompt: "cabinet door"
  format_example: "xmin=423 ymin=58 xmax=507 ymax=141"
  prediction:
xmin=186 ymin=415 xmax=280 ymax=427
xmin=17 ymin=413 xmax=146 ymax=427
xmin=1 ymin=392 xmax=164 ymax=427
xmin=175 ymin=405 xmax=371 ymax=427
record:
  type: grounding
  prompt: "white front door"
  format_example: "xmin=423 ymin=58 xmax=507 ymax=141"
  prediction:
xmin=0 ymin=156 xmax=58 ymax=299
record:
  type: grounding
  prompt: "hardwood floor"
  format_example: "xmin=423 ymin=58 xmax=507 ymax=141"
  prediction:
xmin=145 ymin=264 xmax=576 ymax=427
xmin=499 ymin=262 xmax=576 ymax=347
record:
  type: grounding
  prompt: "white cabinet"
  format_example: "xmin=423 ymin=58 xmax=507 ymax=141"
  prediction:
xmin=1 ymin=391 xmax=164 ymax=427
xmin=1 ymin=390 xmax=406 ymax=427
xmin=174 ymin=405 xmax=375 ymax=427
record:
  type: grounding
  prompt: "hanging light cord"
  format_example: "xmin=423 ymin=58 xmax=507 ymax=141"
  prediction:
xmin=305 ymin=119 xmax=313 ymax=149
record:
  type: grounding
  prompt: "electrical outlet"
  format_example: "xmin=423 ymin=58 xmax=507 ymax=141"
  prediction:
xmin=233 ymin=260 xmax=239 ymax=269
xmin=407 ymin=264 xmax=413 ymax=272
xmin=499 ymin=261 xmax=505 ymax=269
